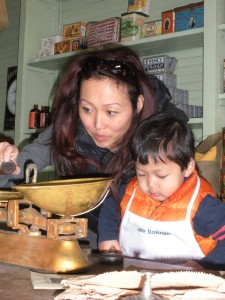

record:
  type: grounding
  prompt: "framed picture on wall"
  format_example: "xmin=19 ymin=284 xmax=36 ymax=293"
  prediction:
xmin=4 ymin=66 xmax=17 ymax=130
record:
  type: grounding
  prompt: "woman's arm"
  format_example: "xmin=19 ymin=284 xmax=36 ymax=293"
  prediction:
xmin=193 ymin=195 xmax=225 ymax=268
xmin=98 ymin=183 xmax=127 ymax=247
xmin=0 ymin=125 xmax=53 ymax=187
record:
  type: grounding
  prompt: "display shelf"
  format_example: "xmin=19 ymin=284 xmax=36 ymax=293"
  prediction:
xmin=27 ymin=28 xmax=204 ymax=71
xmin=219 ymin=24 xmax=225 ymax=30
xmin=188 ymin=118 xmax=203 ymax=124
xmin=218 ymin=93 xmax=225 ymax=99
xmin=15 ymin=0 xmax=225 ymax=147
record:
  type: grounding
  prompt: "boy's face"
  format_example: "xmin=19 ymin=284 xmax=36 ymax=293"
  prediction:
xmin=135 ymin=157 xmax=195 ymax=202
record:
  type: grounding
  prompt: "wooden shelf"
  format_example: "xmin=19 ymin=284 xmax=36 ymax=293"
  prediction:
xmin=27 ymin=28 xmax=204 ymax=71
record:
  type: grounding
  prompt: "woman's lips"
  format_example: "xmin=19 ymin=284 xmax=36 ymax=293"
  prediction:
xmin=93 ymin=134 xmax=108 ymax=142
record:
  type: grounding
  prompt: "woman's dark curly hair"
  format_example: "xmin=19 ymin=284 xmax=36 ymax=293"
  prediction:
xmin=51 ymin=45 xmax=156 ymax=188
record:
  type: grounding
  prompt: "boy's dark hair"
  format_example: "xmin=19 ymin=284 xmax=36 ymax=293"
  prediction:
xmin=131 ymin=113 xmax=195 ymax=171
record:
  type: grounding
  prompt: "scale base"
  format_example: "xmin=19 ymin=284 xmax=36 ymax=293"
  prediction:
xmin=0 ymin=230 xmax=89 ymax=273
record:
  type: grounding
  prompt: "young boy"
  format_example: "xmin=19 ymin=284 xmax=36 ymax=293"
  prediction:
xmin=98 ymin=113 xmax=225 ymax=269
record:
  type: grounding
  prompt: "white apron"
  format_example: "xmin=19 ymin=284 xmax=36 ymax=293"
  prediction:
xmin=119 ymin=176 xmax=204 ymax=261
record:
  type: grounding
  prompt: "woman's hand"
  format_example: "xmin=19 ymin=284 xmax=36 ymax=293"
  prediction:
xmin=0 ymin=142 xmax=20 ymax=175
xmin=98 ymin=240 xmax=121 ymax=252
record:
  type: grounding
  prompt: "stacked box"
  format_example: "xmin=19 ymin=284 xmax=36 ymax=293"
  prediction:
xmin=155 ymin=73 xmax=176 ymax=88
xmin=175 ymin=2 xmax=204 ymax=32
xmin=141 ymin=20 xmax=161 ymax=38
xmin=143 ymin=54 xmax=203 ymax=119
xmin=169 ymin=57 xmax=177 ymax=73
xmin=54 ymin=38 xmax=87 ymax=55
xmin=86 ymin=18 xmax=120 ymax=47
xmin=63 ymin=22 xmax=86 ymax=40
xmin=143 ymin=55 xmax=170 ymax=74
xmin=71 ymin=38 xmax=87 ymax=51
xmin=54 ymin=40 xmax=71 ymax=55
xmin=161 ymin=10 xmax=175 ymax=34
xmin=127 ymin=0 xmax=150 ymax=16
xmin=38 ymin=35 xmax=62 ymax=57
xmin=121 ymin=12 xmax=146 ymax=42
xmin=174 ymin=103 xmax=202 ymax=118
xmin=169 ymin=88 xmax=189 ymax=104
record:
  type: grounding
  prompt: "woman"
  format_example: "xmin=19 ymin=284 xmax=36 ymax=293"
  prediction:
xmin=0 ymin=46 xmax=187 ymax=245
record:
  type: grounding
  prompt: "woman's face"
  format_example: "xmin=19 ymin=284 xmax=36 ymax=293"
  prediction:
xmin=79 ymin=78 xmax=141 ymax=151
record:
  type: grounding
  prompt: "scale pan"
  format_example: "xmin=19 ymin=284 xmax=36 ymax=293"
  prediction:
xmin=13 ymin=177 xmax=112 ymax=216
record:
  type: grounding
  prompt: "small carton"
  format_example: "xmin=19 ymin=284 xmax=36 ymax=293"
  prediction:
xmin=54 ymin=40 xmax=71 ymax=55
xmin=175 ymin=2 xmax=204 ymax=32
xmin=161 ymin=10 xmax=175 ymax=34
xmin=71 ymin=38 xmax=87 ymax=51
xmin=141 ymin=20 xmax=161 ymax=38
xmin=86 ymin=18 xmax=121 ymax=48
xmin=63 ymin=22 xmax=86 ymax=40
xmin=39 ymin=35 xmax=62 ymax=57
xmin=121 ymin=12 xmax=146 ymax=42
xmin=127 ymin=0 xmax=150 ymax=17
xmin=143 ymin=55 xmax=171 ymax=74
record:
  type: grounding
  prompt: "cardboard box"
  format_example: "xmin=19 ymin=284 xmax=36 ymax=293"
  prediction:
xmin=143 ymin=55 xmax=171 ymax=74
xmin=86 ymin=18 xmax=120 ymax=48
xmin=175 ymin=2 xmax=204 ymax=32
xmin=63 ymin=22 xmax=86 ymax=40
xmin=162 ymin=10 xmax=175 ymax=34
xmin=54 ymin=40 xmax=71 ymax=55
xmin=127 ymin=0 xmax=150 ymax=17
xmin=39 ymin=35 xmax=62 ymax=57
xmin=71 ymin=38 xmax=87 ymax=51
xmin=121 ymin=12 xmax=146 ymax=42
xmin=141 ymin=20 xmax=161 ymax=38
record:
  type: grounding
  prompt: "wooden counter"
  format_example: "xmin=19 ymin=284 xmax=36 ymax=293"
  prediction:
xmin=0 ymin=254 xmax=124 ymax=300
xmin=0 ymin=254 xmax=217 ymax=300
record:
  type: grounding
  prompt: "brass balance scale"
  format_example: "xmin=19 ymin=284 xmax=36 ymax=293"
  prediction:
xmin=0 ymin=164 xmax=112 ymax=273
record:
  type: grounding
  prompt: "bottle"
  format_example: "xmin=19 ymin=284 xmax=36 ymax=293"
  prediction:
xmin=39 ymin=106 xmax=51 ymax=128
xmin=45 ymin=106 xmax=51 ymax=127
xmin=39 ymin=105 xmax=47 ymax=128
xmin=29 ymin=104 xmax=40 ymax=129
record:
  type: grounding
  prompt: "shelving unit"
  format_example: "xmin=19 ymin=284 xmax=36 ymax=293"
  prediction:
xmin=15 ymin=0 xmax=225 ymax=149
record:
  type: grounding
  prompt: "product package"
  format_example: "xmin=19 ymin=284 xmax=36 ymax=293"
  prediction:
xmin=127 ymin=0 xmax=150 ymax=17
xmin=86 ymin=17 xmax=121 ymax=47
xmin=141 ymin=20 xmax=161 ymax=38
xmin=63 ymin=22 xmax=86 ymax=40
xmin=121 ymin=12 xmax=146 ymax=42
xmin=38 ymin=35 xmax=62 ymax=57
xmin=54 ymin=40 xmax=71 ymax=55
xmin=175 ymin=2 xmax=204 ymax=32
xmin=71 ymin=38 xmax=87 ymax=51
xmin=161 ymin=10 xmax=175 ymax=34
xmin=143 ymin=55 xmax=171 ymax=74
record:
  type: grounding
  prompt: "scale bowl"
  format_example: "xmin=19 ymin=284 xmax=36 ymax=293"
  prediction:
xmin=13 ymin=177 xmax=112 ymax=216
